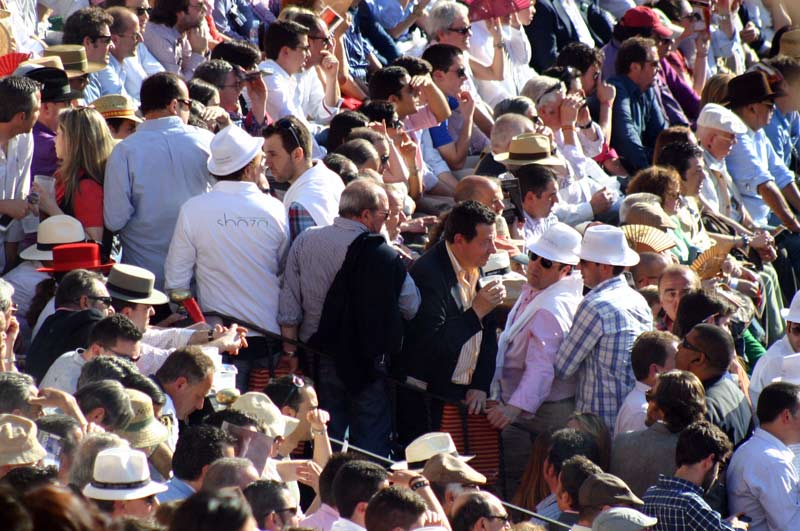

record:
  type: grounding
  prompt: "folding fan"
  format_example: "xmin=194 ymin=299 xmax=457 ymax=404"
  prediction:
xmin=0 ymin=52 xmax=31 ymax=77
xmin=465 ymin=0 xmax=531 ymax=22
xmin=621 ymin=224 xmax=676 ymax=254
xmin=690 ymin=244 xmax=730 ymax=280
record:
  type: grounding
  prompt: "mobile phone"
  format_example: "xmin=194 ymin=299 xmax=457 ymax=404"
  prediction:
xmin=320 ymin=6 xmax=343 ymax=29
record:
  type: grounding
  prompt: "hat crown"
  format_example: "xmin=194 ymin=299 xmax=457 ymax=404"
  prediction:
xmin=126 ymin=389 xmax=156 ymax=426
xmin=580 ymin=225 xmax=639 ymax=267
xmin=529 ymin=222 xmax=581 ymax=265
xmin=421 ymin=453 xmax=487 ymax=485
xmin=92 ymin=94 xmax=139 ymax=119
xmin=405 ymin=432 xmax=458 ymax=463
xmin=727 ymin=71 xmax=776 ymax=106
xmin=208 ymin=125 xmax=263 ymax=176
xmin=509 ymin=133 xmax=551 ymax=156
xmin=37 ymin=215 xmax=85 ymax=246
xmin=620 ymin=6 xmax=659 ymax=28
xmin=92 ymin=447 xmax=152 ymax=485
xmin=51 ymin=242 xmax=103 ymax=267
xmin=231 ymin=392 xmax=286 ymax=437
xmin=697 ymin=103 xmax=747 ymax=135
xmin=108 ymin=264 xmax=156 ymax=297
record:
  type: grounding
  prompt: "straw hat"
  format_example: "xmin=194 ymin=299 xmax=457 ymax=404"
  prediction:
xmin=780 ymin=29 xmax=800 ymax=59
xmin=0 ymin=414 xmax=47 ymax=467
xmin=14 ymin=55 xmax=67 ymax=76
xmin=494 ymin=133 xmax=565 ymax=167
xmin=106 ymin=264 xmax=168 ymax=305
xmin=92 ymin=94 xmax=143 ymax=123
xmin=82 ymin=447 xmax=167 ymax=501
xmin=579 ymin=225 xmax=640 ymax=267
xmin=116 ymin=389 xmax=169 ymax=449
xmin=391 ymin=432 xmax=473 ymax=471
xmin=230 ymin=392 xmax=300 ymax=439
xmin=422 ymin=453 xmax=486 ymax=485
xmin=20 ymin=214 xmax=86 ymax=261
xmin=42 ymin=44 xmax=105 ymax=77
xmin=37 ymin=243 xmax=115 ymax=273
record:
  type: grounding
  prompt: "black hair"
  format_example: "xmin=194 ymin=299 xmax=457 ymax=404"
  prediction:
xmin=443 ymin=200 xmax=496 ymax=244
xmin=261 ymin=116 xmax=313 ymax=161
xmin=369 ymin=66 xmax=410 ymax=100
xmin=172 ymin=425 xmax=236 ymax=481
xmin=690 ymin=323 xmax=735 ymax=372
xmin=140 ymin=72 xmax=186 ymax=115
xmin=188 ymin=78 xmax=220 ymax=106
xmin=169 ymin=489 xmax=253 ymax=531
xmin=155 ymin=346 xmax=215 ymax=386
xmin=631 ymin=330 xmax=677 ymax=380
xmin=53 ymin=269 xmax=104 ymax=308
xmin=332 ymin=460 xmax=389 ymax=519
xmin=88 ymin=314 xmax=143 ymax=349
xmin=559 ymin=456 xmax=602 ymax=511
xmin=264 ymin=375 xmax=313 ymax=411
xmin=193 ymin=59 xmax=235 ymax=90
xmin=120 ymin=372 xmax=166 ymax=408
xmin=1 ymin=465 xmax=58 ymax=495
xmin=62 ymin=7 xmax=113 ymax=44
xmin=77 ymin=355 xmax=137 ymax=389
xmin=359 ymin=100 xmax=397 ymax=126
xmin=451 ymin=492 xmax=494 ymax=531
xmin=365 ymin=487 xmax=427 ymax=531
xmin=512 ymin=164 xmax=557 ymax=202
xmin=263 ymin=20 xmax=309 ymax=60
xmin=548 ymin=428 xmax=600 ymax=476
xmin=35 ymin=414 xmax=82 ymax=457
xmin=210 ymin=40 xmax=261 ymax=70
xmin=421 ymin=44 xmax=462 ymax=73
xmin=203 ymin=408 xmax=267 ymax=434
xmin=0 ymin=372 xmax=35 ymax=415
xmin=672 ymin=289 xmax=733 ymax=338
xmin=675 ymin=420 xmax=732 ymax=468
xmin=334 ymin=139 xmax=379 ymax=170
xmin=391 ymin=55 xmax=432 ymax=76
xmin=0 ymin=76 xmax=40 ymax=123
xmin=326 ymin=110 xmax=370 ymax=151
xmin=149 ymin=0 xmax=191 ymax=27
xmin=616 ymin=36 xmax=656 ymax=76
xmin=556 ymin=42 xmax=604 ymax=74
xmin=74 ymin=380 xmax=134 ymax=431
xmin=242 ymin=480 xmax=291 ymax=524
xmin=318 ymin=453 xmax=358 ymax=507
xmin=757 ymin=382 xmax=800 ymax=424
xmin=323 ymin=153 xmax=359 ymax=184
xmin=654 ymin=141 xmax=704 ymax=179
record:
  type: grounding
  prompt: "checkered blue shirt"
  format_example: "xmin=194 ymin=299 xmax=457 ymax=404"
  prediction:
xmin=643 ymin=475 xmax=734 ymax=531
xmin=554 ymin=275 xmax=652 ymax=430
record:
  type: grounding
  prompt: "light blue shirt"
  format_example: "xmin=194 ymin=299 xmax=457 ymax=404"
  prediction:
xmin=123 ymin=42 xmax=164 ymax=101
xmin=364 ymin=0 xmax=413 ymax=34
xmin=157 ymin=476 xmax=194 ymax=503
xmin=84 ymin=55 xmax=129 ymax=104
xmin=764 ymin=107 xmax=800 ymax=169
xmin=727 ymin=125 xmax=795 ymax=227
xmin=103 ymin=116 xmax=214 ymax=289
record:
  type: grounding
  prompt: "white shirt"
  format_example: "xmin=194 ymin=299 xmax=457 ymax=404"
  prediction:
xmin=750 ymin=336 xmax=797 ymax=410
xmin=3 ymin=259 xmax=48 ymax=321
xmin=0 ymin=131 xmax=33 ymax=247
xmin=330 ymin=519 xmax=366 ymax=531
xmin=613 ymin=380 xmax=650 ymax=434
xmin=298 ymin=67 xmax=342 ymax=126
xmin=165 ymin=180 xmax=289 ymax=335
xmin=727 ymin=427 xmax=800 ymax=531
xmin=39 ymin=349 xmax=86 ymax=393
xmin=259 ymin=59 xmax=325 ymax=158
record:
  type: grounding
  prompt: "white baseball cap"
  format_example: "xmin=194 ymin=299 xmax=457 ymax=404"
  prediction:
xmin=697 ymin=103 xmax=747 ymax=135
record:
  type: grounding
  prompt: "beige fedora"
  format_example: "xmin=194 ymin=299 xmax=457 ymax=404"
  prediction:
xmin=20 ymin=214 xmax=86 ymax=261
xmin=43 ymin=44 xmax=105 ymax=77
xmin=230 ymin=392 xmax=300 ymax=439
xmin=494 ymin=133 xmax=565 ymax=167
xmin=780 ymin=29 xmax=800 ymax=59
xmin=82 ymin=447 xmax=167 ymax=501
xmin=422 ymin=452 xmax=486 ymax=485
xmin=391 ymin=432 xmax=473 ymax=471
xmin=92 ymin=94 xmax=143 ymax=123
xmin=0 ymin=414 xmax=47 ymax=467
xmin=106 ymin=264 xmax=169 ymax=305
xmin=117 ymin=389 xmax=169 ymax=449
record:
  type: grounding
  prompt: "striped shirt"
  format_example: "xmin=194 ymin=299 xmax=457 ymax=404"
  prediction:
xmin=445 ymin=242 xmax=482 ymax=385
xmin=643 ymin=475 xmax=733 ymax=531
xmin=554 ymin=275 xmax=652 ymax=431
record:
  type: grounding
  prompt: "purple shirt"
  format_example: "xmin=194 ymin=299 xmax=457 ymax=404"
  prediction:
xmin=300 ymin=503 xmax=339 ymax=531
xmin=31 ymin=122 xmax=58 ymax=179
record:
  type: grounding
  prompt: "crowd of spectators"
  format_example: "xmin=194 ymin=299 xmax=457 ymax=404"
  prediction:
xmin=1 ymin=0 xmax=800 ymax=529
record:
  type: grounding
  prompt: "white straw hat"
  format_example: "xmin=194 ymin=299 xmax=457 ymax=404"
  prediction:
xmin=0 ymin=414 xmax=47 ymax=467
xmin=579 ymin=224 xmax=640 ymax=267
xmin=781 ymin=291 xmax=800 ymax=323
xmin=207 ymin=124 xmax=263 ymax=176
xmin=230 ymin=392 xmax=300 ymax=439
xmin=19 ymin=215 xmax=86 ymax=261
xmin=391 ymin=432 xmax=473 ymax=471
xmin=82 ymin=447 xmax=167 ymax=501
xmin=528 ymin=222 xmax=582 ymax=265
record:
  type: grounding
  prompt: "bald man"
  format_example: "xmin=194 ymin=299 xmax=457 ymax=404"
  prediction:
xmin=455 ymin=176 xmax=520 ymax=257
xmin=630 ymin=252 xmax=671 ymax=289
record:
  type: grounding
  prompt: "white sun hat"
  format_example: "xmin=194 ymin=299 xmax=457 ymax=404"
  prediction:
xmin=579 ymin=224 xmax=640 ymax=267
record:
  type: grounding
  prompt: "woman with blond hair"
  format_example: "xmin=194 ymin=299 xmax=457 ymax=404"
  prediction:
xmin=34 ymin=107 xmax=115 ymax=253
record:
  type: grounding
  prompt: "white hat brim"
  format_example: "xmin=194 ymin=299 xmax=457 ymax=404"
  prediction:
xmin=83 ymin=479 xmax=167 ymax=501
xmin=781 ymin=308 xmax=800 ymax=323
xmin=282 ymin=415 xmax=300 ymax=438
xmin=19 ymin=245 xmax=52 ymax=261
xmin=390 ymin=454 xmax=474 ymax=471
xmin=527 ymin=239 xmax=580 ymax=266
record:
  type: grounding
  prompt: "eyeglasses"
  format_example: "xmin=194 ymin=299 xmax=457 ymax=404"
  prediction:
xmin=87 ymin=295 xmax=113 ymax=307
xmin=447 ymin=25 xmax=472 ymax=34
xmin=266 ymin=118 xmax=303 ymax=153
xmin=758 ymin=101 xmax=776 ymax=111
xmin=681 ymin=336 xmax=703 ymax=353
xmin=176 ymin=97 xmax=192 ymax=108
xmin=527 ymin=251 xmax=554 ymax=269
xmin=308 ymin=34 xmax=333 ymax=45
xmin=92 ymin=34 xmax=113 ymax=44
xmin=449 ymin=66 xmax=467 ymax=78
xmin=536 ymin=81 xmax=565 ymax=104
xmin=292 ymin=44 xmax=312 ymax=53
xmin=274 ymin=506 xmax=299 ymax=516
xmin=486 ymin=513 xmax=510 ymax=524
xmin=135 ymin=6 xmax=152 ymax=16
xmin=373 ymin=209 xmax=391 ymax=220
xmin=390 ymin=119 xmax=403 ymax=131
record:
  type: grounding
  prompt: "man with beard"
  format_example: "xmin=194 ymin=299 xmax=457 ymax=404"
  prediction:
xmin=143 ymin=0 xmax=211 ymax=79
xmin=643 ymin=420 xmax=748 ymax=531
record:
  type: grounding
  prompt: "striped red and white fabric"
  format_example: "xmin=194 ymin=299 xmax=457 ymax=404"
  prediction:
xmin=439 ymin=404 xmax=501 ymax=486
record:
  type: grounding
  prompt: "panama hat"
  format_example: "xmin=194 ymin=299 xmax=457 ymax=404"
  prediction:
xmin=42 ymin=44 xmax=105 ymax=77
xmin=92 ymin=94 xmax=142 ymax=123
xmin=528 ymin=222 xmax=582 ymax=265
xmin=230 ymin=392 xmax=300 ymax=439
xmin=82 ymin=447 xmax=167 ymax=501
xmin=579 ymin=224 xmax=640 ymax=267
xmin=391 ymin=432 xmax=473 ymax=471
xmin=0 ymin=414 xmax=47 ymax=467
xmin=106 ymin=264 xmax=168 ymax=305
xmin=117 ymin=389 xmax=169 ymax=449
xmin=20 ymin=215 xmax=86 ymax=261
xmin=207 ymin=124 xmax=263 ymax=176
xmin=494 ymin=133 xmax=565 ymax=167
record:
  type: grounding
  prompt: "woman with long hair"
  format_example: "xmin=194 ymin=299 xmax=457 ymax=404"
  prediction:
xmin=34 ymin=107 xmax=115 ymax=251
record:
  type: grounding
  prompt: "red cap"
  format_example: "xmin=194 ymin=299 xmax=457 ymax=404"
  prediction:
xmin=620 ymin=6 xmax=673 ymax=38
xmin=37 ymin=243 xmax=115 ymax=273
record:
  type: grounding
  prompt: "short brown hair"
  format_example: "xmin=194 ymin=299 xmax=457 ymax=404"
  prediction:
xmin=155 ymin=346 xmax=214 ymax=385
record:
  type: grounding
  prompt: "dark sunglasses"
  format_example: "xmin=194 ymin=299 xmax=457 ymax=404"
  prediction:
xmin=267 ymin=118 xmax=302 ymax=152
xmin=450 ymin=66 xmax=467 ymax=78
xmin=788 ymin=324 xmax=800 ymax=335
xmin=681 ymin=336 xmax=703 ymax=353
xmin=135 ymin=6 xmax=152 ymax=15
xmin=86 ymin=295 xmax=113 ymax=307
xmin=269 ymin=374 xmax=305 ymax=408
xmin=92 ymin=34 xmax=113 ymax=43
xmin=527 ymin=251 xmax=554 ymax=269
xmin=447 ymin=25 xmax=471 ymax=34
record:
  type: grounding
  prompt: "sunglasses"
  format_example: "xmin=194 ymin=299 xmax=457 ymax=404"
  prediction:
xmin=269 ymin=374 xmax=306 ymax=408
xmin=92 ymin=34 xmax=113 ymax=44
xmin=177 ymin=97 xmax=193 ymax=108
xmin=447 ymin=25 xmax=472 ymax=34
xmin=86 ymin=295 xmax=113 ymax=307
xmin=308 ymin=34 xmax=333 ymax=45
xmin=135 ymin=6 xmax=152 ymax=15
xmin=266 ymin=118 xmax=303 ymax=152
xmin=450 ymin=66 xmax=467 ymax=78
xmin=681 ymin=336 xmax=703 ymax=353
xmin=788 ymin=324 xmax=800 ymax=335
xmin=527 ymin=251 xmax=554 ymax=269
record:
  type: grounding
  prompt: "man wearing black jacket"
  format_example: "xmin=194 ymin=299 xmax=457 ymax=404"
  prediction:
xmin=400 ymin=201 xmax=505 ymax=439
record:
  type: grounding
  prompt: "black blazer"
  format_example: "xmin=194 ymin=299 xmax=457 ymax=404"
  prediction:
xmin=400 ymin=240 xmax=498 ymax=401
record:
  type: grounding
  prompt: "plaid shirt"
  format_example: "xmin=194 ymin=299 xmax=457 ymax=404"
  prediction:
xmin=288 ymin=202 xmax=317 ymax=243
xmin=643 ymin=475 xmax=734 ymax=531
xmin=554 ymin=275 xmax=652 ymax=430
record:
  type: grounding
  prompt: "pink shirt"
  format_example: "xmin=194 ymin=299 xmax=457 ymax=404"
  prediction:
xmin=300 ymin=503 xmax=339 ymax=531
xmin=499 ymin=285 xmax=577 ymax=414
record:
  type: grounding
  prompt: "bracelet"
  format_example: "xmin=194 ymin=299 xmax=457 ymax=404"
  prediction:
xmin=310 ymin=427 xmax=326 ymax=437
xmin=410 ymin=479 xmax=430 ymax=491
xmin=561 ymin=125 xmax=576 ymax=131
xmin=283 ymin=350 xmax=297 ymax=358
xmin=741 ymin=234 xmax=751 ymax=248
xmin=495 ymin=40 xmax=506 ymax=49
xmin=578 ymin=121 xmax=593 ymax=129
xmin=207 ymin=329 xmax=214 ymax=342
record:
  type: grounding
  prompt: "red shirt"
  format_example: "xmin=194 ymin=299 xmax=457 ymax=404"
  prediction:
xmin=55 ymin=171 xmax=104 ymax=229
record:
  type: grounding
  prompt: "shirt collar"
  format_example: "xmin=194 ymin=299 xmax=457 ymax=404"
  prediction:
xmin=445 ymin=241 xmax=478 ymax=281
xmin=657 ymin=475 xmax=704 ymax=495
xmin=702 ymin=147 xmax=726 ymax=171
xmin=212 ymin=180 xmax=261 ymax=193
xmin=754 ymin=427 xmax=791 ymax=451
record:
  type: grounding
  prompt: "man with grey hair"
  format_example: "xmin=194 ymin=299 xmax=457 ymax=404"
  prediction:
xmin=278 ymin=179 xmax=420 ymax=456
xmin=201 ymin=456 xmax=260 ymax=492
xmin=475 ymin=113 xmax=535 ymax=178
xmin=0 ymin=372 xmax=87 ymax=426
xmin=68 ymin=432 xmax=128 ymax=490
